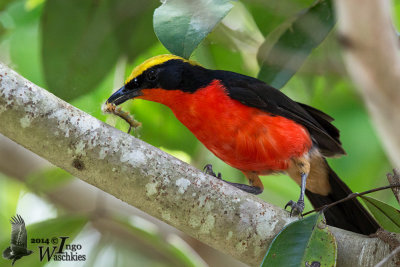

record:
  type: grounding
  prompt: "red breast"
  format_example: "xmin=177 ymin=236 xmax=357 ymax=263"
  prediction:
xmin=137 ymin=80 xmax=312 ymax=173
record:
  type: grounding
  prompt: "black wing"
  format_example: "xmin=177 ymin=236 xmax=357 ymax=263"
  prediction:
xmin=10 ymin=215 xmax=28 ymax=249
xmin=212 ymin=70 xmax=345 ymax=157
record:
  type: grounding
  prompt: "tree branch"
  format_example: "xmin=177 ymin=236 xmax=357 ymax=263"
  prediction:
xmin=334 ymin=0 xmax=400 ymax=168
xmin=0 ymin=134 xmax=243 ymax=267
xmin=0 ymin=62 xmax=395 ymax=266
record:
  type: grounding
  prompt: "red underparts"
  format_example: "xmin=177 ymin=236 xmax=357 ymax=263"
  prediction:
xmin=137 ymin=80 xmax=312 ymax=174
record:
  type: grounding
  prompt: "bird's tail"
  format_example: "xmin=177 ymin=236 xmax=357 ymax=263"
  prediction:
xmin=305 ymin=163 xmax=380 ymax=235
xmin=2 ymin=247 xmax=12 ymax=259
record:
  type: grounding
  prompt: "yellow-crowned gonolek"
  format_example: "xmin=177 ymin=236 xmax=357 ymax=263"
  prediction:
xmin=106 ymin=55 xmax=379 ymax=235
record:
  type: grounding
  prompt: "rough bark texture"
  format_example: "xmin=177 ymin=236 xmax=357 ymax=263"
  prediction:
xmin=0 ymin=63 xmax=395 ymax=266
xmin=0 ymin=133 xmax=245 ymax=267
xmin=387 ymin=169 xmax=400 ymax=205
xmin=335 ymin=0 xmax=400 ymax=168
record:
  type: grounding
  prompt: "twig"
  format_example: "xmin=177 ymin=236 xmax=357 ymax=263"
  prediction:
xmin=302 ymin=184 xmax=400 ymax=217
xmin=375 ymin=246 xmax=400 ymax=267
xmin=387 ymin=169 xmax=400 ymax=205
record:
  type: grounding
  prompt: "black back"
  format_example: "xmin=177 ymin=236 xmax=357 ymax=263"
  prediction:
xmin=212 ymin=70 xmax=345 ymax=157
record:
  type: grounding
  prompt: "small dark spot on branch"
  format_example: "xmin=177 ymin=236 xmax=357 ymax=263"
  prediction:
xmin=305 ymin=261 xmax=321 ymax=267
xmin=72 ymin=158 xmax=85 ymax=171
xmin=337 ymin=33 xmax=354 ymax=49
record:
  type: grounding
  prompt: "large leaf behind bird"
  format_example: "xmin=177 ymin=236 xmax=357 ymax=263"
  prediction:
xmin=257 ymin=0 xmax=335 ymax=89
xmin=153 ymin=0 xmax=235 ymax=59
xmin=41 ymin=0 xmax=157 ymax=101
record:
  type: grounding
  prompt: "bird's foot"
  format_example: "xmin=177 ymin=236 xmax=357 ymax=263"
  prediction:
xmin=285 ymin=199 xmax=305 ymax=216
xmin=203 ymin=164 xmax=263 ymax=195
xmin=229 ymin=183 xmax=263 ymax=195
xmin=203 ymin=164 xmax=222 ymax=179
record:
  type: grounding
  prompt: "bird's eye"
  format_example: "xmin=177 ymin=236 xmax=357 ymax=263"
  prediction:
xmin=125 ymin=77 xmax=139 ymax=90
xmin=133 ymin=78 xmax=139 ymax=87
xmin=147 ymin=70 xmax=157 ymax=81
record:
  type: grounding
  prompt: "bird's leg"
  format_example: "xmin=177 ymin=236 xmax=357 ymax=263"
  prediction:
xmin=203 ymin=164 xmax=221 ymax=179
xmin=285 ymin=157 xmax=310 ymax=216
xmin=285 ymin=173 xmax=308 ymax=216
xmin=203 ymin=164 xmax=263 ymax=195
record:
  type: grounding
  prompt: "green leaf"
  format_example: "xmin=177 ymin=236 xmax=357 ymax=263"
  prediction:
xmin=41 ymin=0 xmax=156 ymax=101
xmin=243 ymin=0 xmax=316 ymax=45
xmin=25 ymin=0 xmax=46 ymax=10
xmin=1 ymin=0 xmax=42 ymax=27
xmin=261 ymin=213 xmax=337 ymax=267
xmin=203 ymin=1 xmax=264 ymax=76
xmin=0 ymin=0 xmax=17 ymax=12
xmin=361 ymin=196 xmax=400 ymax=233
xmin=106 ymin=0 xmax=158 ymax=62
xmin=303 ymin=216 xmax=337 ymax=266
xmin=257 ymin=0 xmax=335 ymax=89
xmin=41 ymin=0 xmax=117 ymax=100
xmin=2 ymin=1 xmax=46 ymax=87
xmin=153 ymin=0 xmax=235 ymax=59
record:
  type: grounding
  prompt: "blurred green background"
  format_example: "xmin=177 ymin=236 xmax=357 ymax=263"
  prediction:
xmin=0 ymin=0 xmax=398 ymax=266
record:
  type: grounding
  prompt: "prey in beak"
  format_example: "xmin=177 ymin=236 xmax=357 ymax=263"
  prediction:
xmin=102 ymin=101 xmax=142 ymax=134
xmin=104 ymin=79 xmax=143 ymax=134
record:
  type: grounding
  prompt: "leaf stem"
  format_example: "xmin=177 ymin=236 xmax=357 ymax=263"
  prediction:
xmin=302 ymin=184 xmax=400 ymax=217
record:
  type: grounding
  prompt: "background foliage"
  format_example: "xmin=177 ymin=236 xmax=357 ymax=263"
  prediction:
xmin=0 ymin=0 xmax=399 ymax=266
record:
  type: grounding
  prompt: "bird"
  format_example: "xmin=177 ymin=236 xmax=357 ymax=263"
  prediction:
xmin=106 ymin=54 xmax=379 ymax=235
xmin=2 ymin=215 xmax=33 ymax=265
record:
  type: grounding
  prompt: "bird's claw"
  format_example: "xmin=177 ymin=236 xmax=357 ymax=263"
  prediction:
xmin=285 ymin=200 xmax=305 ymax=216
xmin=203 ymin=164 xmax=221 ymax=179
xmin=203 ymin=164 xmax=262 ymax=195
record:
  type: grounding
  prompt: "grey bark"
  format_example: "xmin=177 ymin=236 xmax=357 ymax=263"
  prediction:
xmin=0 ymin=134 xmax=245 ymax=267
xmin=0 ymin=63 xmax=395 ymax=266
xmin=387 ymin=169 xmax=400 ymax=205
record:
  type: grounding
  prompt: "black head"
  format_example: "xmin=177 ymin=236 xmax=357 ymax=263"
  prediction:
xmin=106 ymin=55 xmax=213 ymax=105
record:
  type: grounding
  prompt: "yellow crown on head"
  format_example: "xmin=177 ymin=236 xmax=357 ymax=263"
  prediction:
xmin=125 ymin=54 xmax=199 ymax=84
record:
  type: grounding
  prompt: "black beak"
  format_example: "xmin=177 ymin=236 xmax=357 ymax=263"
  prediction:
xmin=106 ymin=86 xmax=142 ymax=105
